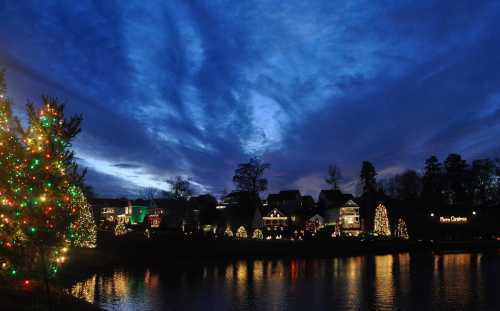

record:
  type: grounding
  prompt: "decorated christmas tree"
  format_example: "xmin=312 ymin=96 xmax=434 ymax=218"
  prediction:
xmin=19 ymin=98 xmax=84 ymax=280
xmin=0 ymin=76 xmax=88 ymax=285
xmin=114 ymin=222 xmax=127 ymax=236
xmin=252 ymin=229 xmax=263 ymax=240
xmin=374 ymin=204 xmax=391 ymax=236
xmin=395 ymin=218 xmax=409 ymax=240
xmin=236 ymin=226 xmax=247 ymax=239
xmin=73 ymin=188 xmax=97 ymax=248
xmin=0 ymin=74 xmax=30 ymax=279
xmin=224 ymin=226 xmax=233 ymax=237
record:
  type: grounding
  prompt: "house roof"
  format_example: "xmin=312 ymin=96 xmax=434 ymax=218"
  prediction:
xmin=279 ymin=190 xmax=301 ymax=200
xmin=266 ymin=194 xmax=281 ymax=203
xmin=342 ymin=199 xmax=360 ymax=207
xmin=319 ymin=190 xmax=354 ymax=206
xmin=263 ymin=208 xmax=287 ymax=218
xmin=301 ymin=195 xmax=315 ymax=204
xmin=308 ymin=214 xmax=325 ymax=222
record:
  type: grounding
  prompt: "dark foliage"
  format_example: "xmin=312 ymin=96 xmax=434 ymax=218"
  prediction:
xmin=232 ymin=157 xmax=270 ymax=195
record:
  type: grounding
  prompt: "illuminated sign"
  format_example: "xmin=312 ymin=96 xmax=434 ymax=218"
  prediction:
xmin=439 ymin=216 xmax=468 ymax=224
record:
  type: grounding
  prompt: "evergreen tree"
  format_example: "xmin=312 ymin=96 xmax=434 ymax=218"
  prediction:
xmin=393 ymin=170 xmax=422 ymax=200
xmin=0 ymin=83 xmax=87 ymax=290
xmin=252 ymin=229 xmax=263 ymax=240
xmin=360 ymin=161 xmax=377 ymax=195
xmin=444 ymin=153 xmax=468 ymax=204
xmin=374 ymin=204 xmax=391 ymax=236
xmin=395 ymin=218 xmax=409 ymax=239
xmin=422 ymin=155 xmax=444 ymax=203
xmin=0 ymin=74 xmax=28 ymax=279
xmin=73 ymin=188 xmax=97 ymax=248
xmin=470 ymin=159 xmax=496 ymax=206
xmin=21 ymin=98 xmax=84 ymax=281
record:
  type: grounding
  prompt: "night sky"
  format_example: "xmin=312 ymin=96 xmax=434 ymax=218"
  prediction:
xmin=1 ymin=1 xmax=500 ymax=198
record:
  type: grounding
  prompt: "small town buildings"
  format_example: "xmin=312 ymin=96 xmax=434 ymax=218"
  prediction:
xmin=318 ymin=190 xmax=354 ymax=214
xmin=89 ymin=198 xmax=130 ymax=228
xmin=316 ymin=190 xmax=364 ymax=236
xmin=262 ymin=208 xmax=288 ymax=239
xmin=216 ymin=191 xmax=263 ymax=238
xmin=265 ymin=190 xmax=314 ymax=230
xmin=220 ymin=206 xmax=263 ymax=238
xmin=267 ymin=190 xmax=302 ymax=215
xmin=305 ymin=214 xmax=324 ymax=234
xmin=339 ymin=200 xmax=362 ymax=236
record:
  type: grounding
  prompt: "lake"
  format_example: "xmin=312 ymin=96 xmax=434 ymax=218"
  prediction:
xmin=70 ymin=252 xmax=500 ymax=310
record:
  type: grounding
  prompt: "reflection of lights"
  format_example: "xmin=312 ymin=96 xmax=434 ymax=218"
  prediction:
xmin=290 ymin=260 xmax=298 ymax=283
xmin=71 ymin=275 xmax=97 ymax=304
xmin=374 ymin=255 xmax=394 ymax=307
xmin=144 ymin=269 xmax=159 ymax=289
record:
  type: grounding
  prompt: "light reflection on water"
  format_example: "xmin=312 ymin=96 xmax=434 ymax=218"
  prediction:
xmin=71 ymin=253 xmax=500 ymax=311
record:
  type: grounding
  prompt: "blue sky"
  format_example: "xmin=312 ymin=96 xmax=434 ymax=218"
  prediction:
xmin=1 ymin=1 xmax=500 ymax=198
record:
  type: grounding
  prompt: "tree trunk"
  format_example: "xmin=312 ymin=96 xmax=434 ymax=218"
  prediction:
xmin=40 ymin=246 xmax=53 ymax=311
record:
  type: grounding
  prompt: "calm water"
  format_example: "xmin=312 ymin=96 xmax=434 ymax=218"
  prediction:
xmin=71 ymin=252 xmax=500 ymax=311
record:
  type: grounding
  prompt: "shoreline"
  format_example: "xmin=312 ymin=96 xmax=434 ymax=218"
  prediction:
xmin=97 ymin=231 xmax=500 ymax=259
xmin=61 ymin=234 xmax=500 ymax=284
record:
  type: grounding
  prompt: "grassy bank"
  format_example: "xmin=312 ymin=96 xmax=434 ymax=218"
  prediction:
xmin=0 ymin=282 xmax=102 ymax=311
xmin=0 ymin=248 xmax=113 ymax=311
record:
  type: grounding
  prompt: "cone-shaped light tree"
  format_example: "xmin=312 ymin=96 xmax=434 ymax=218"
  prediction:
xmin=236 ymin=226 xmax=248 ymax=239
xmin=252 ymin=229 xmax=263 ymax=240
xmin=374 ymin=204 xmax=391 ymax=236
xmin=73 ymin=188 xmax=97 ymax=248
xmin=395 ymin=218 xmax=409 ymax=240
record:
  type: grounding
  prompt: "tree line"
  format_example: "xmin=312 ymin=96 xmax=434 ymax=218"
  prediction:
xmin=147 ymin=153 xmax=500 ymax=210
xmin=358 ymin=154 xmax=500 ymax=207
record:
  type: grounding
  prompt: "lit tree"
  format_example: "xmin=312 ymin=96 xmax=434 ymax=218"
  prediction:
xmin=114 ymin=223 xmax=127 ymax=236
xmin=73 ymin=188 xmax=97 ymax=248
xmin=235 ymin=226 xmax=247 ymax=239
xmin=395 ymin=218 xmax=409 ymax=239
xmin=21 ymin=98 xmax=84 ymax=280
xmin=224 ymin=226 xmax=233 ymax=237
xmin=373 ymin=204 xmax=391 ymax=236
xmin=0 ymin=89 xmax=86 ymax=295
xmin=0 ymin=74 xmax=27 ymax=280
xmin=252 ymin=229 xmax=263 ymax=240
